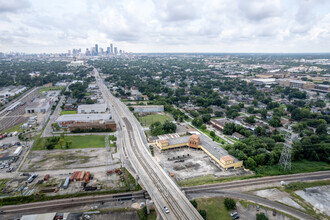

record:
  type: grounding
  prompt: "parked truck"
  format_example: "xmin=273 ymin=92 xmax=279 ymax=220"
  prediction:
xmin=13 ymin=147 xmax=23 ymax=157
xmin=28 ymin=174 xmax=38 ymax=183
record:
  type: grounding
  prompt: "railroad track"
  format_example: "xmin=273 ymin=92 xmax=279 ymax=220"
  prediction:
xmin=183 ymin=170 xmax=330 ymax=192
xmin=0 ymin=191 xmax=145 ymax=214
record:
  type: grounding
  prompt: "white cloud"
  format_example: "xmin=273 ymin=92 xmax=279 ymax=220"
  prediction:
xmin=0 ymin=0 xmax=329 ymax=53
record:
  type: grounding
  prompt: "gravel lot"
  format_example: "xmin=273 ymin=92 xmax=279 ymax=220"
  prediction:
xmin=253 ymin=188 xmax=305 ymax=210
xmin=154 ymin=146 xmax=247 ymax=181
xmin=295 ymin=185 xmax=330 ymax=216
xmin=21 ymin=148 xmax=109 ymax=171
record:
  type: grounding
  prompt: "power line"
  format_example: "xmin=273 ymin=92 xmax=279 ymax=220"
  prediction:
xmin=279 ymin=145 xmax=291 ymax=171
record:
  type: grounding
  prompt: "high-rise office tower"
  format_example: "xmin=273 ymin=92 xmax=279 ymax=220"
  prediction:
xmin=110 ymin=43 xmax=113 ymax=54
xmin=119 ymin=49 xmax=122 ymax=54
xmin=85 ymin=48 xmax=90 ymax=56
xmin=106 ymin=47 xmax=110 ymax=54
xmin=95 ymin=44 xmax=98 ymax=55
xmin=92 ymin=47 xmax=96 ymax=56
xmin=114 ymin=47 xmax=118 ymax=55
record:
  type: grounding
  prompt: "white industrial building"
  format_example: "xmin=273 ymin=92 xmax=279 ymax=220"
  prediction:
xmin=56 ymin=114 xmax=112 ymax=124
xmin=77 ymin=104 xmax=107 ymax=114
xmin=25 ymin=98 xmax=51 ymax=113
xmin=0 ymin=85 xmax=27 ymax=98
xmin=133 ymin=105 xmax=164 ymax=113
xmin=251 ymin=78 xmax=277 ymax=85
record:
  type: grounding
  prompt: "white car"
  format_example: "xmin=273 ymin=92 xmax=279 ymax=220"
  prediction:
xmin=164 ymin=206 xmax=170 ymax=214
xmin=230 ymin=211 xmax=238 ymax=217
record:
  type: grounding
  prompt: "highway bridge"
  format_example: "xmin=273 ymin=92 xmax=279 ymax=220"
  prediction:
xmin=94 ymin=68 xmax=203 ymax=220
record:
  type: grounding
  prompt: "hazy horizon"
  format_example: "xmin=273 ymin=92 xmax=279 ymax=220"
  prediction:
xmin=1 ymin=0 xmax=330 ymax=54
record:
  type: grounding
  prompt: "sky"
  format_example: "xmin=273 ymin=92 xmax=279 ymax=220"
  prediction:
xmin=0 ymin=0 xmax=329 ymax=53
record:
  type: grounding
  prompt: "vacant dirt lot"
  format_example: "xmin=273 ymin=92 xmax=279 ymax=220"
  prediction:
xmin=21 ymin=148 xmax=108 ymax=171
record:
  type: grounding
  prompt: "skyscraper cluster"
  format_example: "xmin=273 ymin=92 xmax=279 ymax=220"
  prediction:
xmin=69 ymin=43 xmax=125 ymax=57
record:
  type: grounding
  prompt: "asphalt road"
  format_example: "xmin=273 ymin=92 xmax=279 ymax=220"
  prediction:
xmin=41 ymin=95 xmax=64 ymax=138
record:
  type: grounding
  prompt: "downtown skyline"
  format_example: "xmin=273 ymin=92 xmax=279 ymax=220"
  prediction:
xmin=0 ymin=0 xmax=329 ymax=54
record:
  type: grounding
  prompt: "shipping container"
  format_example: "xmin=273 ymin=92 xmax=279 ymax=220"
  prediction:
xmin=74 ymin=171 xmax=80 ymax=181
xmin=79 ymin=170 xmax=85 ymax=181
xmin=63 ymin=177 xmax=70 ymax=189
xmin=85 ymin=172 xmax=90 ymax=183
xmin=70 ymin=172 xmax=76 ymax=182
xmin=70 ymin=171 xmax=79 ymax=182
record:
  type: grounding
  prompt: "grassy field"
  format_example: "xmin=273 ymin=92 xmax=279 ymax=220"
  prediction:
xmin=1 ymin=121 xmax=25 ymax=133
xmin=38 ymin=86 xmax=64 ymax=95
xmin=138 ymin=114 xmax=172 ymax=127
xmin=0 ymin=179 xmax=8 ymax=195
xmin=32 ymin=135 xmax=106 ymax=150
xmin=178 ymin=174 xmax=253 ymax=187
xmin=194 ymin=197 xmax=232 ymax=220
xmin=59 ymin=110 xmax=77 ymax=115
xmin=147 ymin=210 xmax=157 ymax=220
xmin=254 ymin=160 xmax=330 ymax=176
xmin=285 ymin=179 xmax=330 ymax=191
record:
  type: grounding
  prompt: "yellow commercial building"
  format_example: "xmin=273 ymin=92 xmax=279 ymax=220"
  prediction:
xmin=155 ymin=135 xmax=243 ymax=170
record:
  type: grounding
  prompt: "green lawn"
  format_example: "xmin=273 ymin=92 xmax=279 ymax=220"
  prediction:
xmin=59 ymin=110 xmax=77 ymax=115
xmin=138 ymin=114 xmax=172 ymax=127
xmin=38 ymin=86 xmax=64 ymax=95
xmin=194 ymin=197 xmax=232 ymax=220
xmin=1 ymin=121 xmax=25 ymax=133
xmin=32 ymin=135 xmax=106 ymax=150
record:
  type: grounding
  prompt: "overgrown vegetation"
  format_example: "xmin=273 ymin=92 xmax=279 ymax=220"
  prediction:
xmin=149 ymin=120 xmax=176 ymax=136
xmin=224 ymin=198 xmax=236 ymax=210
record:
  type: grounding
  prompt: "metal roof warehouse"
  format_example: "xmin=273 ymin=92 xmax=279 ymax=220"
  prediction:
xmin=77 ymin=103 xmax=107 ymax=114
xmin=56 ymin=114 xmax=112 ymax=123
